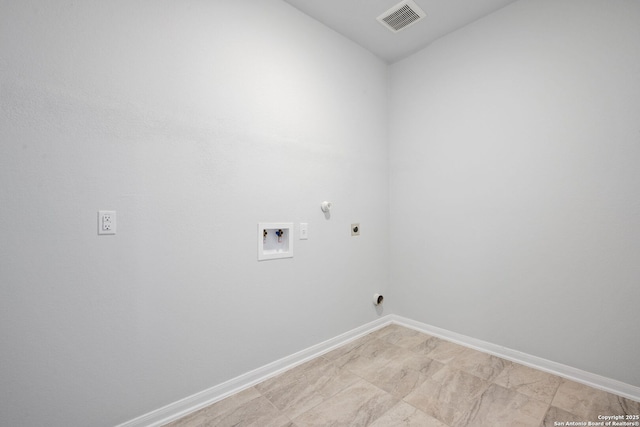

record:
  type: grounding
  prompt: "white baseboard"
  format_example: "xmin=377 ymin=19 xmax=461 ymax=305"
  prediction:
xmin=117 ymin=314 xmax=640 ymax=427
xmin=390 ymin=315 xmax=640 ymax=403
xmin=115 ymin=316 xmax=393 ymax=427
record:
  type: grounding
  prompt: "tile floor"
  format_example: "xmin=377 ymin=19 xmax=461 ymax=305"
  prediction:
xmin=165 ymin=324 xmax=640 ymax=427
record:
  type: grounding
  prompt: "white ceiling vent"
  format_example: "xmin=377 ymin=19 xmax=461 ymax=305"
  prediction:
xmin=377 ymin=0 xmax=426 ymax=33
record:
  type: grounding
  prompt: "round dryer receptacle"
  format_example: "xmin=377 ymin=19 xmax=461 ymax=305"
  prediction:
xmin=373 ymin=293 xmax=384 ymax=306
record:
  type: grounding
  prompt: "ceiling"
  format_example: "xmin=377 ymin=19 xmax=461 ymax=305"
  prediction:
xmin=283 ymin=0 xmax=519 ymax=63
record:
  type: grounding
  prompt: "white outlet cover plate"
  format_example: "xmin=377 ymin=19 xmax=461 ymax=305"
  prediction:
xmin=98 ymin=211 xmax=117 ymax=235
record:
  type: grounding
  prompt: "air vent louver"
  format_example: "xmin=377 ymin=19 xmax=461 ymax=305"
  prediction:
xmin=377 ymin=0 xmax=426 ymax=33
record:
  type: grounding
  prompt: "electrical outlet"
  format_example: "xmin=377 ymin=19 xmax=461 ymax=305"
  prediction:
xmin=98 ymin=211 xmax=116 ymax=235
xmin=103 ymin=214 xmax=113 ymax=230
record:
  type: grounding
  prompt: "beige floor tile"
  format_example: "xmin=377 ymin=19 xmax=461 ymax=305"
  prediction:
xmin=493 ymin=363 xmax=562 ymax=404
xmin=448 ymin=348 xmax=510 ymax=381
xmin=540 ymin=405 xmax=585 ymax=427
xmin=200 ymin=394 xmax=292 ymax=427
xmin=203 ymin=396 xmax=291 ymax=427
xmin=257 ymin=358 xmax=325 ymax=391
xmin=165 ymin=325 xmax=639 ymax=427
xmin=164 ymin=388 xmax=262 ymax=427
xmin=412 ymin=337 xmax=468 ymax=364
xmin=360 ymin=362 xmax=428 ymax=400
xmin=392 ymin=348 xmax=444 ymax=374
xmin=352 ymin=336 xmax=402 ymax=358
xmin=255 ymin=357 xmax=359 ymax=419
xmin=322 ymin=333 xmax=378 ymax=361
xmin=199 ymin=397 xmax=292 ymax=427
xmin=379 ymin=326 xmax=433 ymax=350
xmin=369 ymin=401 xmax=448 ymax=427
xmin=404 ymin=366 xmax=492 ymax=425
xmin=166 ymin=389 xmax=292 ymax=427
xmin=454 ymin=384 xmax=549 ymax=427
xmin=332 ymin=338 xmax=407 ymax=378
xmin=163 ymin=411 xmax=207 ymax=427
xmin=292 ymin=379 xmax=398 ymax=427
xmin=552 ymin=379 xmax=640 ymax=421
xmin=359 ymin=347 xmax=444 ymax=399
xmin=409 ymin=336 xmax=441 ymax=355
xmin=368 ymin=324 xmax=407 ymax=340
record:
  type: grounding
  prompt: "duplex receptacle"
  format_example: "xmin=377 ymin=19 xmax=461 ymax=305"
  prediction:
xmin=98 ymin=211 xmax=116 ymax=235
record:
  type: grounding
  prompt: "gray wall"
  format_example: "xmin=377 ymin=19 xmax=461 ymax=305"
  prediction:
xmin=389 ymin=0 xmax=640 ymax=388
xmin=0 ymin=1 xmax=390 ymax=426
